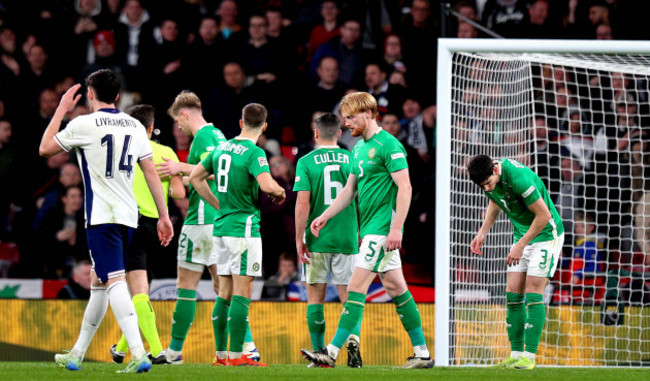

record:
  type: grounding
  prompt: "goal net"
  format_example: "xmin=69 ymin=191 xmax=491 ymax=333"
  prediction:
xmin=435 ymin=39 xmax=650 ymax=367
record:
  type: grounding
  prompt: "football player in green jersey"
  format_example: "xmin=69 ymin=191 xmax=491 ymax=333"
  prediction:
xmin=467 ymin=155 xmax=565 ymax=370
xmin=157 ymin=91 xmax=258 ymax=364
xmin=190 ymin=103 xmax=286 ymax=367
xmin=301 ymin=92 xmax=433 ymax=369
xmin=110 ymin=104 xmax=186 ymax=365
xmin=294 ymin=112 xmax=362 ymax=368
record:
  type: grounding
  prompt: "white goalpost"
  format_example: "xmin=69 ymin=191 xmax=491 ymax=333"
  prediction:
xmin=436 ymin=39 xmax=650 ymax=367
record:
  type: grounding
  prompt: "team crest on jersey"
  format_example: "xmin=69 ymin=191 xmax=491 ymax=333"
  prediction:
xmin=368 ymin=147 xmax=376 ymax=159
xmin=252 ymin=262 xmax=260 ymax=272
xmin=258 ymin=157 xmax=268 ymax=167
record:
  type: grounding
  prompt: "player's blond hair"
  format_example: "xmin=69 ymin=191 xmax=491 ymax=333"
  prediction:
xmin=167 ymin=91 xmax=201 ymax=117
xmin=339 ymin=92 xmax=378 ymax=119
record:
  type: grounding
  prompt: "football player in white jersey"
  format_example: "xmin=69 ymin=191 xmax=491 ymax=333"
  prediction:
xmin=39 ymin=69 xmax=174 ymax=373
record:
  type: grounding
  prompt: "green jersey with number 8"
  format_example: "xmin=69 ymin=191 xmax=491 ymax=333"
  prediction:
xmin=485 ymin=158 xmax=564 ymax=244
xmin=294 ymin=146 xmax=358 ymax=254
xmin=201 ymin=137 xmax=270 ymax=237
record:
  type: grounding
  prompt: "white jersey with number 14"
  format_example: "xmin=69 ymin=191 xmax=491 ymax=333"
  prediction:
xmin=54 ymin=109 xmax=152 ymax=228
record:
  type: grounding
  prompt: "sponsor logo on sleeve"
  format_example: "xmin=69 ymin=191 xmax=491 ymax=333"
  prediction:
xmin=295 ymin=176 xmax=301 ymax=182
xmin=258 ymin=157 xmax=268 ymax=167
xmin=391 ymin=153 xmax=405 ymax=160
xmin=522 ymin=185 xmax=535 ymax=198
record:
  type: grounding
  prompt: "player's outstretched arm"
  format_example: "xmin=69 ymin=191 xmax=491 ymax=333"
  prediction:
xmin=310 ymin=174 xmax=357 ymax=238
xmin=140 ymin=158 xmax=174 ymax=246
xmin=386 ymin=168 xmax=412 ymax=251
xmin=295 ymin=190 xmax=311 ymax=264
xmin=39 ymin=84 xmax=82 ymax=157
xmin=471 ymin=199 xmax=501 ymax=255
xmin=257 ymin=172 xmax=286 ymax=205
xmin=156 ymin=157 xmax=197 ymax=177
xmin=189 ymin=163 xmax=220 ymax=210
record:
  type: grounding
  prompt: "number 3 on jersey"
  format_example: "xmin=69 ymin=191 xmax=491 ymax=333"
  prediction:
xmin=217 ymin=154 xmax=232 ymax=192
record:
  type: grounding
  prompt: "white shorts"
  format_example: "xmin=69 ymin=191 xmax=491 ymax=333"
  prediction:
xmin=355 ymin=235 xmax=402 ymax=273
xmin=177 ymin=225 xmax=217 ymax=272
xmin=507 ymin=233 xmax=565 ymax=278
xmin=301 ymin=253 xmax=355 ymax=285
xmin=214 ymin=236 xmax=263 ymax=277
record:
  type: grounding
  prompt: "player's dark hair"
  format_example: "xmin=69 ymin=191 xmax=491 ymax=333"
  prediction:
xmin=314 ymin=112 xmax=341 ymax=140
xmin=467 ymin=155 xmax=494 ymax=186
xmin=86 ymin=69 xmax=121 ymax=104
xmin=242 ymin=103 xmax=267 ymax=128
xmin=127 ymin=104 xmax=155 ymax=128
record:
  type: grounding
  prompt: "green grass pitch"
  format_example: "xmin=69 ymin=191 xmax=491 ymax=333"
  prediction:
xmin=1 ymin=362 xmax=649 ymax=381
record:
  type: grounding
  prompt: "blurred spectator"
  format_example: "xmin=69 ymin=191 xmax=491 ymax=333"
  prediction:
xmin=554 ymin=154 xmax=586 ymax=238
xmin=293 ymin=110 xmax=322 ymax=164
xmin=310 ymin=19 xmax=368 ymax=88
xmin=234 ymin=14 xmax=282 ymax=86
xmin=171 ymin=121 xmax=190 ymax=163
xmin=596 ymin=23 xmax=613 ymax=40
xmin=216 ymin=0 xmax=242 ymax=40
xmin=0 ymin=25 xmax=24 ymax=99
xmin=186 ymin=15 xmax=228 ymax=100
xmin=400 ymin=0 xmax=437 ymax=106
xmin=365 ymin=61 xmax=406 ymax=121
xmin=518 ymin=0 xmax=556 ymax=39
xmin=635 ymin=192 xmax=650 ymax=266
xmin=400 ymin=98 xmax=430 ymax=159
xmin=307 ymin=0 xmax=341 ymax=62
xmin=457 ymin=22 xmax=478 ymax=38
xmin=114 ymin=0 xmax=155 ymax=92
xmin=66 ymin=0 xmax=113 ymax=72
xmin=559 ymin=107 xmax=593 ymax=170
xmin=265 ymin=7 xmax=303 ymax=74
xmin=33 ymin=162 xmax=82 ymax=231
xmin=57 ymin=259 xmax=92 ymax=299
xmin=79 ymin=30 xmax=127 ymax=88
xmin=532 ymin=116 xmax=560 ymax=193
xmin=262 ymin=252 xmax=299 ymax=300
xmin=481 ymin=0 xmax=528 ymax=37
xmin=21 ymin=44 xmax=55 ymax=106
xmin=260 ymin=155 xmax=297 ymax=277
xmin=342 ymin=0 xmax=401 ymax=50
xmin=37 ymin=185 xmax=88 ymax=279
xmin=569 ymin=212 xmax=605 ymax=284
xmin=0 ymin=119 xmax=16 ymax=237
xmin=382 ymin=34 xmax=406 ymax=74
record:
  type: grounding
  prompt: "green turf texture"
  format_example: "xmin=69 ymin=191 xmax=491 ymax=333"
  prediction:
xmin=1 ymin=362 xmax=649 ymax=381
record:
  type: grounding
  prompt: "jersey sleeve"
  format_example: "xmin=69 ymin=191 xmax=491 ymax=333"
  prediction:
xmin=293 ymin=158 xmax=311 ymax=192
xmin=201 ymin=150 xmax=216 ymax=174
xmin=133 ymin=124 xmax=153 ymax=161
xmin=505 ymin=160 xmax=542 ymax=206
xmin=249 ymin=147 xmax=270 ymax=177
xmin=54 ymin=117 xmax=88 ymax=151
xmin=383 ymin=137 xmax=408 ymax=173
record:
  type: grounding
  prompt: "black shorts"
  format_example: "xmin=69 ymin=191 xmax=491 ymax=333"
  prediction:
xmin=126 ymin=215 xmax=160 ymax=273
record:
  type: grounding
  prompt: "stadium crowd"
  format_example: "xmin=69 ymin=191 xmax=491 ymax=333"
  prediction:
xmin=0 ymin=0 xmax=648 ymax=303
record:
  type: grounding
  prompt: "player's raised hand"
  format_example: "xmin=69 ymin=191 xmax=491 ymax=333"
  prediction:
xmin=157 ymin=215 xmax=174 ymax=247
xmin=310 ymin=216 xmax=327 ymax=237
xmin=296 ymin=241 xmax=310 ymax=264
xmin=59 ymin=84 xmax=82 ymax=112
xmin=156 ymin=157 xmax=181 ymax=177
xmin=470 ymin=232 xmax=486 ymax=255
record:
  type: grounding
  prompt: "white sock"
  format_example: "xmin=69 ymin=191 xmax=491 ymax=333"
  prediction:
xmin=326 ymin=344 xmax=340 ymax=360
xmin=108 ymin=281 xmax=146 ymax=360
xmin=216 ymin=351 xmax=228 ymax=360
xmin=523 ymin=351 xmax=536 ymax=361
xmin=511 ymin=350 xmax=524 ymax=359
xmin=243 ymin=341 xmax=256 ymax=352
xmin=230 ymin=351 xmax=243 ymax=359
xmin=71 ymin=287 xmax=108 ymax=360
xmin=414 ymin=344 xmax=430 ymax=358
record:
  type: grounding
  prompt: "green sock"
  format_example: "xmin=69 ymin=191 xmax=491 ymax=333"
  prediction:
xmin=506 ymin=292 xmax=525 ymax=352
xmin=331 ymin=291 xmax=365 ymax=348
xmin=524 ymin=293 xmax=545 ymax=354
xmin=351 ymin=319 xmax=362 ymax=337
xmin=170 ymin=288 xmax=196 ymax=352
xmin=393 ymin=291 xmax=426 ymax=347
xmin=212 ymin=297 xmax=230 ymax=352
xmin=244 ymin=324 xmax=253 ymax=344
xmin=229 ymin=295 xmax=250 ymax=354
xmin=132 ymin=293 xmax=163 ymax=356
xmin=307 ymin=304 xmax=325 ymax=350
